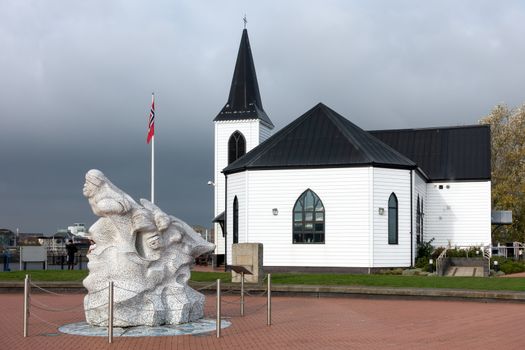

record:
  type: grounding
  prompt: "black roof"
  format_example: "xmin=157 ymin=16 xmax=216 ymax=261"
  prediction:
xmin=214 ymin=29 xmax=274 ymax=128
xmin=223 ymin=103 xmax=417 ymax=174
xmin=369 ymin=125 xmax=491 ymax=181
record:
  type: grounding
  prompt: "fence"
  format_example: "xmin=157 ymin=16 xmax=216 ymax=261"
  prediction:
xmin=23 ymin=273 xmax=274 ymax=343
xmin=491 ymin=243 xmax=525 ymax=260
xmin=3 ymin=250 xmax=88 ymax=272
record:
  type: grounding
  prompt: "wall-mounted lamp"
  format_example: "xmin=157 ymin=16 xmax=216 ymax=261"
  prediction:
xmin=207 ymin=181 xmax=215 ymax=187
xmin=378 ymin=207 xmax=385 ymax=215
xmin=272 ymin=208 xmax=279 ymax=216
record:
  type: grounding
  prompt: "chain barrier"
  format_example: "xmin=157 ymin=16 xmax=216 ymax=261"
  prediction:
xmin=195 ymin=281 xmax=219 ymax=291
xmin=30 ymin=298 xmax=84 ymax=313
xmin=23 ymin=273 xmax=274 ymax=340
xmin=244 ymin=289 xmax=267 ymax=298
xmin=29 ymin=311 xmax=64 ymax=328
xmin=29 ymin=282 xmax=70 ymax=296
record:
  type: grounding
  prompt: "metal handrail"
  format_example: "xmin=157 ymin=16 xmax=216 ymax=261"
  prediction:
xmin=436 ymin=248 xmax=448 ymax=276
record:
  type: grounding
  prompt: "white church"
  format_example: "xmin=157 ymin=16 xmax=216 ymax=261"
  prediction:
xmin=212 ymin=29 xmax=491 ymax=272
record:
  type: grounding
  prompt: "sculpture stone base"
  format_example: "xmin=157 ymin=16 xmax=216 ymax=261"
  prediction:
xmin=59 ymin=319 xmax=231 ymax=337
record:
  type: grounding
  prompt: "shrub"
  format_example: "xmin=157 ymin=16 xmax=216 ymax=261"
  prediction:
xmin=446 ymin=246 xmax=483 ymax=258
xmin=415 ymin=239 xmax=435 ymax=272
xmin=491 ymin=257 xmax=525 ymax=274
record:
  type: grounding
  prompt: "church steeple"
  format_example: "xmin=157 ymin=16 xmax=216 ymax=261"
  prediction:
xmin=214 ymin=29 xmax=274 ymax=128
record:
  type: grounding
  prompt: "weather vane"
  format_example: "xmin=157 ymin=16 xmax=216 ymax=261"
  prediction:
xmin=243 ymin=14 xmax=247 ymax=29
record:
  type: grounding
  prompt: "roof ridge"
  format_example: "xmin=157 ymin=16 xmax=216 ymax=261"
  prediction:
xmin=368 ymin=124 xmax=488 ymax=133
xmin=322 ymin=105 xmax=416 ymax=166
xmin=322 ymin=106 xmax=375 ymax=162
xmin=224 ymin=103 xmax=418 ymax=175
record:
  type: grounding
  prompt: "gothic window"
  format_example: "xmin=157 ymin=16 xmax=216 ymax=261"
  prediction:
xmin=233 ymin=196 xmax=239 ymax=244
xmin=420 ymin=199 xmax=424 ymax=242
xmin=228 ymin=131 xmax=246 ymax=164
xmin=388 ymin=193 xmax=398 ymax=245
xmin=416 ymin=195 xmax=421 ymax=244
xmin=293 ymin=189 xmax=325 ymax=244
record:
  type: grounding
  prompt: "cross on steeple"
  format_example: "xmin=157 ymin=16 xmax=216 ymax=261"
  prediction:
xmin=243 ymin=14 xmax=247 ymax=29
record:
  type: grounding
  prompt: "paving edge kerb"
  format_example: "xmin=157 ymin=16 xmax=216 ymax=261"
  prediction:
xmin=1 ymin=281 xmax=524 ymax=302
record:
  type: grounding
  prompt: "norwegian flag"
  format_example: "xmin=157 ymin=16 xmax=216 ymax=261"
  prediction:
xmin=147 ymin=94 xmax=155 ymax=144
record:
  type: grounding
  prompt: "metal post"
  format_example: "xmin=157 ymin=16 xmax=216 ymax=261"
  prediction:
xmin=267 ymin=273 xmax=271 ymax=326
xmin=216 ymin=279 xmax=221 ymax=338
xmin=23 ymin=274 xmax=30 ymax=337
xmin=240 ymin=271 xmax=244 ymax=316
xmin=108 ymin=281 xmax=114 ymax=344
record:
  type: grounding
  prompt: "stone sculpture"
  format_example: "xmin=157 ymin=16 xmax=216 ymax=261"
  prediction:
xmin=82 ymin=169 xmax=215 ymax=327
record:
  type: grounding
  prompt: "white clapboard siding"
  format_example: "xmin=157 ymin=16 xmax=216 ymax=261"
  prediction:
xmin=372 ymin=168 xmax=412 ymax=267
xmin=425 ymin=181 xmax=491 ymax=247
xmin=214 ymin=120 xmax=262 ymax=254
xmin=259 ymin=124 xmax=273 ymax=143
xmin=226 ymin=167 xmax=372 ymax=267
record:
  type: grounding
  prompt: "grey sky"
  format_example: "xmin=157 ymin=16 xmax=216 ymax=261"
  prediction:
xmin=1 ymin=0 xmax=524 ymax=234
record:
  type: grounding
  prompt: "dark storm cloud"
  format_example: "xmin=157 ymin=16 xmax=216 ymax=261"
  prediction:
xmin=1 ymin=0 xmax=525 ymax=233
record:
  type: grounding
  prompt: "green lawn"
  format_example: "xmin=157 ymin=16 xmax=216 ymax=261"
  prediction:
xmin=269 ymin=273 xmax=525 ymax=291
xmin=0 ymin=270 xmax=88 ymax=282
xmin=1 ymin=270 xmax=524 ymax=292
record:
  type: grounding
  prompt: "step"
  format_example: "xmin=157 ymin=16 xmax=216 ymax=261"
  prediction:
xmin=445 ymin=266 xmax=484 ymax=277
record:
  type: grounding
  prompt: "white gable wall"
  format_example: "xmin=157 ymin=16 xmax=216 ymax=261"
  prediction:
xmin=372 ymin=168 xmax=412 ymax=267
xmin=259 ymin=123 xmax=273 ymax=143
xmin=214 ymin=120 xmax=262 ymax=254
xmin=226 ymin=167 xmax=372 ymax=267
xmin=425 ymin=181 xmax=491 ymax=247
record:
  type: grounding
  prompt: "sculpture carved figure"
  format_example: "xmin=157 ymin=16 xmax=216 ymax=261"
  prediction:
xmin=82 ymin=169 xmax=215 ymax=327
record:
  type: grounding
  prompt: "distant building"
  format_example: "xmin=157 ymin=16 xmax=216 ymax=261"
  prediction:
xmin=18 ymin=233 xmax=45 ymax=246
xmin=0 ymin=229 xmax=15 ymax=247
xmin=68 ymin=223 xmax=87 ymax=236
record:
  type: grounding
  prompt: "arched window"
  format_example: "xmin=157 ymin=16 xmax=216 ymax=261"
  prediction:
xmin=233 ymin=196 xmax=239 ymax=244
xmin=420 ymin=199 xmax=424 ymax=242
xmin=416 ymin=195 xmax=421 ymax=244
xmin=293 ymin=189 xmax=325 ymax=244
xmin=388 ymin=193 xmax=398 ymax=244
xmin=228 ymin=131 xmax=246 ymax=164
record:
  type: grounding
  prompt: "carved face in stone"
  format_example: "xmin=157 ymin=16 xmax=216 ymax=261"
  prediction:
xmin=81 ymin=169 xmax=215 ymax=327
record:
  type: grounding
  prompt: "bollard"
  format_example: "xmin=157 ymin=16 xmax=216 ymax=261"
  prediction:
xmin=267 ymin=273 xmax=271 ymax=326
xmin=240 ymin=271 xmax=244 ymax=317
xmin=216 ymin=279 xmax=221 ymax=338
xmin=108 ymin=281 xmax=114 ymax=344
xmin=23 ymin=274 xmax=30 ymax=337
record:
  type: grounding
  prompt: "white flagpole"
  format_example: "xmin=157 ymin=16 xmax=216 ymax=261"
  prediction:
xmin=151 ymin=134 xmax=155 ymax=204
xmin=151 ymin=93 xmax=155 ymax=204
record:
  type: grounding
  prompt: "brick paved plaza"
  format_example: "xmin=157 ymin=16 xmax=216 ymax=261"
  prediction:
xmin=1 ymin=292 xmax=524 ymax=349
